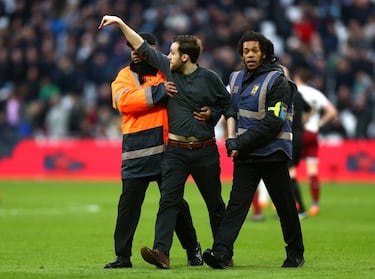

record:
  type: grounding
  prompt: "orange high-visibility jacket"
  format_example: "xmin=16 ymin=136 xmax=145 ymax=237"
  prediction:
xmin=112 ymin=66 xmax=168 ymax=179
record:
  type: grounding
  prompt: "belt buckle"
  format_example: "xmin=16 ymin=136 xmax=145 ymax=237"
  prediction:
xmin=188 ymin=141 xmax=194 ymax=149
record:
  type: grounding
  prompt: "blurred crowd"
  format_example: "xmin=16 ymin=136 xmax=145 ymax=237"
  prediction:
xmin=1 ymin=0 xmax=375 ymax=156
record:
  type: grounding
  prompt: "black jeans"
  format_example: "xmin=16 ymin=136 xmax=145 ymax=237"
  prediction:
xmin=114 ymin=176 xmax=197 ymax=258
xmin=213 ymin=160 xmax=304 ymax=258
xmin=153 ymin=144 xmax=225 ymax=256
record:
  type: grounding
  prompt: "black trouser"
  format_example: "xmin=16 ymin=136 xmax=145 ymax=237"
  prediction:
xmin=153 ymin=144 xmax=225 ymax=256
xmin=114 ymin=176 xmax=198 ymax=258
xmin=213 ymin=160 xmax=304 ymax=258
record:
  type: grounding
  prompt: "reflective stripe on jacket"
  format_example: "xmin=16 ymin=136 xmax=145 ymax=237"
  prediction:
xmin=229 ymin=70 xmax=294 ymax=158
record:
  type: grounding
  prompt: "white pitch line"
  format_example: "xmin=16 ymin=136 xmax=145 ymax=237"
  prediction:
xmin=0 ymin=204 xmax=101 ymax=216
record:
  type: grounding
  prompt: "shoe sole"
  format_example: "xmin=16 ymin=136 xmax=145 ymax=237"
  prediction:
xmin=282 ymin=258 xmax=305 ymax=268
xmin=104 ymin=259 xmax=132 ymax=268
xmin=104 ymin=264 xmax=132 ymax=268
xmin=140 ymin=247 xmax=169 ymax=269
xmin=202 ymin=252 xmax=226 ymax=269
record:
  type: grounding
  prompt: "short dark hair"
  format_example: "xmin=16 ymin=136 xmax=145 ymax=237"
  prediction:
xmin=172 ymin=35 xmax=202 ymax=63
xmin=237 ymin=31 xmax=274 ymax=62
xmin=127 ymin=32 xmax=157 ymax=48
xmin=294 ymin=67 xmax=312 ymax=83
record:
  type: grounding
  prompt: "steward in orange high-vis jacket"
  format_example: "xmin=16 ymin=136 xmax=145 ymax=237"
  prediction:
xmin=104 ymin=32 xmax=203 ymax=269
xmin=112 ymin=55 xmax=168 ymax=179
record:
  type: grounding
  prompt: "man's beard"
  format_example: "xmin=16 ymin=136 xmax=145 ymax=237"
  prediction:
xmin=130 ymin=61 xmax=158 ymax=84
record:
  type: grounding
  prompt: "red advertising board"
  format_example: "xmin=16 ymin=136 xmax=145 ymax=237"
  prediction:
xmin=0 ymin=139 xmax=375 ymax=182
xmin=0 ymin=139 xmax=121 ymax=181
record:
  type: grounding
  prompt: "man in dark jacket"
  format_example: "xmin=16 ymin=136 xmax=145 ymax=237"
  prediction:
xmin=203 ymin=31 xmax=305 ymax=269
xmin=102 ymin=32 xmax=203 ymax=269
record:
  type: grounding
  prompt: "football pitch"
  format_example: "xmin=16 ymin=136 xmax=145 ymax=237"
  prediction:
xmin=0 ymin=180 xmax=374 ymax=279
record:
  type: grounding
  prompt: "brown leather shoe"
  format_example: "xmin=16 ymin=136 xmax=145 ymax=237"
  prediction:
xmin=141 ymin=246 xmax=170 ymax=269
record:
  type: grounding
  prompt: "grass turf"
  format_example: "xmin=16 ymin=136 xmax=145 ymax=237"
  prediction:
xmin=0 ymin=180 xmax=374 ymax=279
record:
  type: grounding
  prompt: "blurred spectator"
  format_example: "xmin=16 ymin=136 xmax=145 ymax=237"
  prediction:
xmin=0 ymin=0 xmax=373 ymax=142
xmin=44 ymin=93 xmax=70 ymax=139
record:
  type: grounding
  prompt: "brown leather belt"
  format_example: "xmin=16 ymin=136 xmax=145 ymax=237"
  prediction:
xmin=167 ymin=138 xmax=216 ymax=150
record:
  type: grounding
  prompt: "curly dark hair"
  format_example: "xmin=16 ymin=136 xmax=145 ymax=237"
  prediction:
xmin=237 ymin=31 xmax=275 ymax=63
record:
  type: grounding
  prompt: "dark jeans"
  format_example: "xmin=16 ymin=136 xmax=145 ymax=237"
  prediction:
xmin=213 ymin=160 xmax=304 ymax=258
xmin=114 ymin=176 xmax=197 ymax=258
xmin=153 ymin=144 xmax=225 ymax=256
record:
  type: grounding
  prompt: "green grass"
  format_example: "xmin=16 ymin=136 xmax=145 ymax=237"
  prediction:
xmin=0 ymin=180 xmax=374 ymax=279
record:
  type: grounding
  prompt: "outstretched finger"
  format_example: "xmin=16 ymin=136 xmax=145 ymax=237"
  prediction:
xmin=98 ymin=17 xmax=107 ymax=29
xmin=98 ymin=15 xmax=113 ymax=29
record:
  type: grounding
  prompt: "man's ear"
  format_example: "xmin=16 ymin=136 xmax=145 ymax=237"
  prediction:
xmin=182 ymin=54 xmax=189 ymax=62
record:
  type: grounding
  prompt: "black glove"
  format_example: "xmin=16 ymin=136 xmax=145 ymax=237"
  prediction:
xmin=225 ymin=138 xmax=239 ymax=157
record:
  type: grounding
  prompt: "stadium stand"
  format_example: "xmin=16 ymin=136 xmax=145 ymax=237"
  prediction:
xmin=0 ymin=0 xmax=374 ymax=159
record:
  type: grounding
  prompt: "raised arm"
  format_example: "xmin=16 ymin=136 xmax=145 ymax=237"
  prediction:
xmin=99 ymin=15 xmax=172 ymax=81
xmin=98 ymin=15 xmax=144 ymax=50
